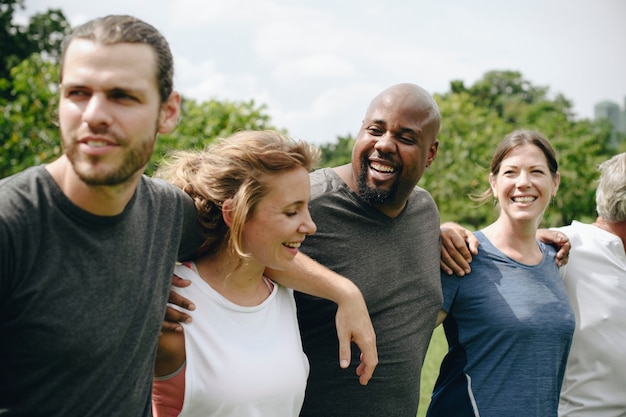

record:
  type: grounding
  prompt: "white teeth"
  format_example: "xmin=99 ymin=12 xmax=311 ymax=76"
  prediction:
xmin=85 ymin=140 xmax=109 ymax=147
xmin=513 ymin=196 xmax=535 ymax=203
xmin=284 ymin=242 xmax=301 ymax=248
xmin=370 ymin=161 xmax=395 ymax=173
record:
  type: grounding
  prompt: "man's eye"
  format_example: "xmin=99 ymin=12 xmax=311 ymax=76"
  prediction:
xmin=112 ymin=92 xmax=134 ymax=100
xmin=66 ymin=90 xmax=87 ymax=97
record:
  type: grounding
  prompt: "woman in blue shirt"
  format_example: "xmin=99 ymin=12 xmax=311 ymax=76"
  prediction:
xmin=428 ymin=130 xmax=575 ymax=417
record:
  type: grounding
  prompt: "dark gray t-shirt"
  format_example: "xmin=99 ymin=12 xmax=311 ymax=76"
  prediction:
xmin=0 ymin=166 xmax=201 ymax=416
xmin=296 ymin=168 xmax=443 ymax=417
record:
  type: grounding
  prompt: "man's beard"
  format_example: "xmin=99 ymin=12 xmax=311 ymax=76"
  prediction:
xmin=65 ymin=136 xmax=155 ymax=187
xmin=357 ymin=154 xmax=398 ymax=205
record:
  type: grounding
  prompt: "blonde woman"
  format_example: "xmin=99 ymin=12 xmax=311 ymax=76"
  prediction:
xmin=152 ymin=131 xmax=319 ymax=417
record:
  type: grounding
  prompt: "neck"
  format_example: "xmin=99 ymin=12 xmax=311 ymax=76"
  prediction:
xmin=195 ymin=253 xmax=270 ymax=307
xmin=593 ymin=217 xmax=626 ymax=248
xmin=46 ymin=156 xmax=141 ymax=216
xmin=482 ymin=219 xmax=542 ymax=264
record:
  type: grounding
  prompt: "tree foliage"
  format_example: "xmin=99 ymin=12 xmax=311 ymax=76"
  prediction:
xmin=2 ymin=6 xmax=621 ymax=229
xmin=0 ymin=5 xmax=279 ymax=178
xmin=318 ymin=134 xmax=355 ymax=168
xmin=0 ymin=0 xmax=70 ymax=103
xmin=315 ymin=71 xmax=618 ymax=228
xmin=423 ymin=71 xmax=615 ymax=228
xmin=148 ymin=98 xmax=280 ymax=175
xmin=0 ymin=54 xmax=61 ymax=177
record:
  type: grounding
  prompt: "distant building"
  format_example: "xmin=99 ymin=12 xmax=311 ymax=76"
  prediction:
xmin=594 ymin=98 xmax=626 ymax=147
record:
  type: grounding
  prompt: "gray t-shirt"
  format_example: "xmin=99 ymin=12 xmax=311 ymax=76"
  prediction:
xmin=0 ymin=166 xmax=201 ymax=416
xmin=296 ymin=168 xmax=443 ymax=417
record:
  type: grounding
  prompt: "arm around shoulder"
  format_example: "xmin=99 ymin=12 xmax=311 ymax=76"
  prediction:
xmin=265 ymin=252 xmax=378 ymax=385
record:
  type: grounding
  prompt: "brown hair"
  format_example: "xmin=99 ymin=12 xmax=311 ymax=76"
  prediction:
xmin=60 ymin=15 xmax=174 ymax=103
xmin=471 ymin=129 xmax=559 ymax=205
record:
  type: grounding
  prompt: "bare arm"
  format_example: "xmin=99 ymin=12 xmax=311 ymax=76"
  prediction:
xmin=265 ymin=252 xmax=378 ymax=386
xmin=164 ymin=253 xmax=378 ymax=385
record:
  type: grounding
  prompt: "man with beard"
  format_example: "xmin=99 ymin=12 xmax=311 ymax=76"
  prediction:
xmin=0 ymin=15 xmax=376 ymax=416
xmin=291 ymin=83 xmax=443 ymax=416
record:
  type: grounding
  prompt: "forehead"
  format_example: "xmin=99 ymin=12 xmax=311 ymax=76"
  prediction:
xmin=501 ymin=144 xmax=549 ymax=165
xmin=62 ymin=39 xmax=158 ymax=92
xmin=258 ymin=168 xmax=311 ymax=207
xmin=365 ymin=94 xmax=434 ymax=134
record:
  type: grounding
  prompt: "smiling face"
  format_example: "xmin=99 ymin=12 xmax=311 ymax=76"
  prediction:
xmin=351 ymin=84 xmax=439 ymax=217
xmin=490 ymin=143 xmax=560 ymax=227
xmin=241 ymin=166 xmax=317 ymax=271
xmin=58 ymin=39 xmax=179 ymax=186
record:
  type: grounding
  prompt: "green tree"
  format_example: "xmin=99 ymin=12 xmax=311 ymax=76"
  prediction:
xmin=318 ymin=134 xmax=354 ymax=168
xmin=0 ymin=1 xmax=70 ymax=103
xmin=422 ymin=91 xmax=510 ymax=229
xmin=424 ymin=71 xmax=614 ymax=229
xmin=149 ymin=98 xmax=280 ymax=175
xmin=0 ymin=54 xmax=60 ymax=178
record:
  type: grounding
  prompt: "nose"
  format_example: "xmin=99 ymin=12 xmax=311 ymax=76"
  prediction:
xmin=299 ymin=209 xmax=317 ymax=236
xmin=82 ymin=93 xmax=113 ymax=128
xmin=374 ymin=132 xmax=396 ymax=154
xmin=516 ymin=170 xmax=532 ymax=188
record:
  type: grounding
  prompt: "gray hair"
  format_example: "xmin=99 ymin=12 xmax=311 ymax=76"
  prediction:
xmin=596 ymin=152 xmax=626 ymax=223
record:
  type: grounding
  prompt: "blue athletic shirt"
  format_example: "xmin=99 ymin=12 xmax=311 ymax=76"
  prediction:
xmin=427 ymin=231 xmax=575 ymax=417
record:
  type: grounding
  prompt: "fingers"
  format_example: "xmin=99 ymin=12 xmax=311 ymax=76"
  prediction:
xmin=440 ymin=245 xmax=470 ymax=276
xmin=466 ymin=232 xmax=479 ymax=255
xmin=440 ymin=228 xmax=473 ymax=276
xmin=171 ymin=274 xmax=192 ymax=288
xmin=555 ymin=239 xmax=571 ymax=267
xmin=161 ymin=276 xmax=194 ymax=334
xmin=355 ymin=347 xmax=378 ymax=385
xmin=335 ymin=301 xmax=378 ymax=385
xmin=168 ymin=287 xmax=196 ymax=311
xmin=542 ymin=230 xmax=571 ymax=267
xmin=336 ymin=322 xmax=378 ymax=386
xmin=161 ymin=305 xmax=189 ymax=333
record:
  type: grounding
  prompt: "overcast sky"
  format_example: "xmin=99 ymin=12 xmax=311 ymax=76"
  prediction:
xmin=20 ymin=0 xmax=626 ymax=144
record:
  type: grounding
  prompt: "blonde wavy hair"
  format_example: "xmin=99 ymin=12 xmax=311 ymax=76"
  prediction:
xmin=156 ymin=130 xmax=320 ymax=261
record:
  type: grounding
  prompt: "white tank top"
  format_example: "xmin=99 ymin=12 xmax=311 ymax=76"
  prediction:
xmin=164 ymin=262 xmax=309 ymax=417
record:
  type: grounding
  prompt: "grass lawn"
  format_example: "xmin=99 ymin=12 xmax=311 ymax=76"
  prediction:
xmin=416 ymin=325 xmax=447 ymax=417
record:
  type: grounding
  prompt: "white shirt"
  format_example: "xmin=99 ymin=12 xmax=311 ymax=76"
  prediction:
xmin=556 ymin=221 xmax=626 ymax=417
xmin=173 ymin=262 xmax=309 ymax=417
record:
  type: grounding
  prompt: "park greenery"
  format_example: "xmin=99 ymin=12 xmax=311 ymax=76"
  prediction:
xmin=2 ymin=0 xmax=624 ymax=235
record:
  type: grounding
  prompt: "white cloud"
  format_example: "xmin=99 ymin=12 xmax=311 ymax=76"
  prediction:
xmin=19 ymin=0 xmax=626 ymax=140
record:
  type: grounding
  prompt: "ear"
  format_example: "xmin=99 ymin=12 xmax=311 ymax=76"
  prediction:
xmin=426 ymin=140 xmax=439 ymax=167
xmin=221 ymin=198 xmax=234 ymax=228
xmin=489 ymin=172 xmax=497 ymax=197
xmin=552 ymin=172 xmax=561 ymax=197
xmin=158 ymin=91 xmax=181 ymax=135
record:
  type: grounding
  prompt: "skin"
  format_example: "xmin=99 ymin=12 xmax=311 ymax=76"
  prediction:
xmin=335 ymin=83 xmax=440 ymax=218
xmin=45 ymin=33 xmax=377 ymax=386
xmin=482 ymin=144 xmax=560 ymax=263
xmin=440 ymin=143 xmax=571 ymax=275
xmin=436 ymin=143 xmax=560 ymax=325
xmin=239 ymin=167 xmax=317 ymax=274
xmin=47 ymin=39 xmax=180 ymax=216
xmin=169 ymin=83 xmax=442 ymax=385
xmin=155 ymin=166 xmax=316 ymax=377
